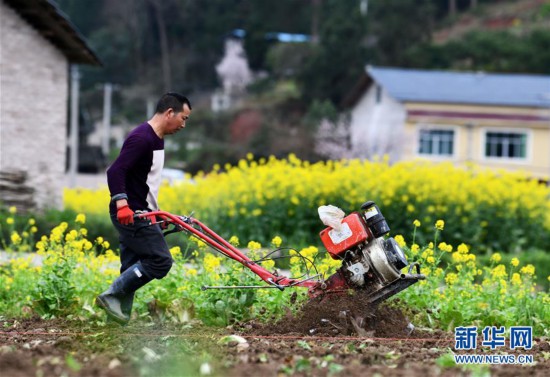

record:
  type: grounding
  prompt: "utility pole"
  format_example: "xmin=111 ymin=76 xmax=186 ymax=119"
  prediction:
xmin=449 ymin=0 xmax=457 ymax=18
xmin=311 ymin=0 xmax=321 ymax=44
xmin=146 ymin=98 xmax=155 ymax=119
xmin=68 ymin=65 xmax=80 ymax=188
xmin=101 ymin=83 xmax=113 ymax=158
xmin=360 ymin=0 xmax=368 ymax=16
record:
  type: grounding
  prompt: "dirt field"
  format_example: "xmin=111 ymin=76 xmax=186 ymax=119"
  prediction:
xmin=0 ymin=298 xmax=548 ymax=377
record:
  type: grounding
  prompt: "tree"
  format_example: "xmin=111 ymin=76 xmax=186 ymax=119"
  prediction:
xmin=366 ymin=0 xmax=436 ymax=67
xmin=148 ymin=0 xmax=172 ymax=91
xmin=298 ymin=0 xmax=369 ymax=106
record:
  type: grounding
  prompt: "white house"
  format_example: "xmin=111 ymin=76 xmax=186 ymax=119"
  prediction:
xmin=342 ymin=66 xmax=550 ymax=178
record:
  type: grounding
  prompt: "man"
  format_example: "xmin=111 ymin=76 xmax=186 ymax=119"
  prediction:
xmin=96 ymin=92 xmax=192 ymax=324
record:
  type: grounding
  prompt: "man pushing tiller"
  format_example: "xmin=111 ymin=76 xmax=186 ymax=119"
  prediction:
xmin=96 ymin=93 xmax=424 ymax=326
xmin=96 ymin=93 xmax=192 ymax=324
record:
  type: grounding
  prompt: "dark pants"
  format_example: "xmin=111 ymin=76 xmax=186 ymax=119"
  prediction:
xmin=110 ymin=215 xmax=173 ymax=279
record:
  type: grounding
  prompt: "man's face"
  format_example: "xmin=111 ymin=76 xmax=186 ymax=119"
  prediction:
xmin=166 ymin=104 xmax=191 ymax=134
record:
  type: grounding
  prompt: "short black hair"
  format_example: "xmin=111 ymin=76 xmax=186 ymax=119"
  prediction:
xmin=155 ymin=92 xmax=192 ymax=114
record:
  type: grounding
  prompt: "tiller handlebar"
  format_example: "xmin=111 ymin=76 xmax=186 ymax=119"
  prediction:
xmin=135 ymin=211 xmax=320 ymax=291
xmin=135 ymin=201 xmax=424 ymax=304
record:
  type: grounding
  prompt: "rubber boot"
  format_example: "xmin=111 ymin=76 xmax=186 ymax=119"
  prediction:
xmin=96 ymin=263 xmax=152 ymax=324
xmin=120 ymin=291 xmax=135 ymax=319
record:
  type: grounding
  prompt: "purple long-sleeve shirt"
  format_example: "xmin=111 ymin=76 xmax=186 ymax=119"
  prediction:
xmin=107 ymin=122 xmax=164 ymax=214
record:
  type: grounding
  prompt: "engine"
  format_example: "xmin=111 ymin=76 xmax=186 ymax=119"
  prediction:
xmin=319 ymin=201 xmax=410 ymax=293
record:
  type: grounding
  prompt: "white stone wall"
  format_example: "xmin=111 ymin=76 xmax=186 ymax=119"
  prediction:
xmin=0 ymin=2 xmax=68 ymax=210
xmin=349 ymin=85 xmax=407 ymax=162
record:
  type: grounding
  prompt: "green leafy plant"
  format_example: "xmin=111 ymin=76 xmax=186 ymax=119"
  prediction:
xmin=32 ymin=255 xmax=78 ymax=318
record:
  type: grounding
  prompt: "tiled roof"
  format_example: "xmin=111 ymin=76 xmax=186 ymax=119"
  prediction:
xmin=367 ymin=66 xmax=550 ymax=108
xmin=4 ymin=0 xmax=100 ymax=65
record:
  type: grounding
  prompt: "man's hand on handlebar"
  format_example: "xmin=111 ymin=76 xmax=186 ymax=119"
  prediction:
xmin=116 ymin=200 xmax=135 ymax=225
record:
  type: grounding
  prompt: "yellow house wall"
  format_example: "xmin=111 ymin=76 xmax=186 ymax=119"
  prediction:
xmin=402 ymin=103 xmax=550 ymax=179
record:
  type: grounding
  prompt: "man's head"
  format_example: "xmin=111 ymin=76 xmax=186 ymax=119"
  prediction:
xmin=154 ymin=92 xmax=192 ymax=136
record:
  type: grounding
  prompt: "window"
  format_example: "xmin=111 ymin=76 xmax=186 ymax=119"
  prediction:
xmin=418 ymin=129 xmax=454 ymax=156
xmin=485 ymin=132 xmax=527 ymax=159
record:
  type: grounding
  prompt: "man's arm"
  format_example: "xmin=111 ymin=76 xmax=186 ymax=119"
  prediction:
xmin=107 ymin=135 xmax=148 ymax=224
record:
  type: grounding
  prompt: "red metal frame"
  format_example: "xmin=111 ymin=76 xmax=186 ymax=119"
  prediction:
xmin=137 ymin=211 xmax=320 ymax=290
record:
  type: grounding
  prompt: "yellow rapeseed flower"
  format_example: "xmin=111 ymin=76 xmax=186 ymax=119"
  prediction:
xmin=271 ymin=236 xmax=282 ymax=248
xmin=511 ymin=273 xmax=522 ymax=286
xmin=8 ymin=206 xmax=17 ymax=214
xmin=229 ymin=235 xmax=240 ymax=246
xmin=203 ymin=253 xmax=221 ymax=273
xmin=75 ymin=213 xmax=86 ymax=224
xmin=490 ymin=253 xmax=502 ymax=263
xmin=457 ymin=243 xmax=469 ymax=254
xmin=435 ymin=219 xmax=445 ymax=230
xmin=438 ymin=242 xmax=452 ymax=252
xmin=510 ymin=258 xmax=519 ymax=267
xmin=394 ymin=235 xmax=406 ymax=248
xmin=262 ymin=259 xmax=275 ymax=270
xmin=6 ymin=217 xmax=14 ymax=225
xmin=10 ymin=232 xmax=22 ymax=244
xmin=28 ymin=218 xmax=36 ymax=225
xmin=520 ymin=264 xmax=535 ymax=276
xmin=187 ymin=268 xmax=198 ymax=276
xmin=194 ymin=238 xmax=208 ymax=249
xmin=491 ymin=264 xmax=507 ymax=279
xmin=170 ymin=246 xmax=182 ymax=258
xmin=478 ymin=302 xmax=489 ymax=310
xmin=247 ymin=241 xmax=262 ymax=251
xmin=445 ymin=272 xmax=458 ymax=285
xmin=300 ymin=246 xmax=319 ymax=259
xmin=413 ymin=219 xmax=421 ymax=227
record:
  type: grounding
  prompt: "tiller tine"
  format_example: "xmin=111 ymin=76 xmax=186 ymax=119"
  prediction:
xmin=363 ymin=272 xmax=425 ymax=306
xmin=309 ymin=263 xmax=425 ymax=306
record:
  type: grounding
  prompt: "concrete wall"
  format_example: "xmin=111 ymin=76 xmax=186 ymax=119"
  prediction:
xmin=0 ymin=2 xmax=68 ymax=210
xmin=349 ymin=84 xmax=406 ymax=162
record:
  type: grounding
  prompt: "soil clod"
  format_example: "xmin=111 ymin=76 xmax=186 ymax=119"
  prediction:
xmin=244 ymin=291 xmax=416 ymax=338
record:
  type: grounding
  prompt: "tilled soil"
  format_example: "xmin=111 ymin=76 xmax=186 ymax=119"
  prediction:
xmin=0 ymin=296 xmax=548 ymax=377
xmin=242 ymin=292 xmax=420 ymax=338
xmin=227 ymin=293 xmax=549 ymax=376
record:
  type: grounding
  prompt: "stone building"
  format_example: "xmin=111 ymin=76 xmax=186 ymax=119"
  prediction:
xmin=0 ymin=0 xmax=100 ymax=211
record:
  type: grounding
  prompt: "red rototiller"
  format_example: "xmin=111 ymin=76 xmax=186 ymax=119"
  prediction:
xmin=136 ymin=201 xmax=424 ymax=305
